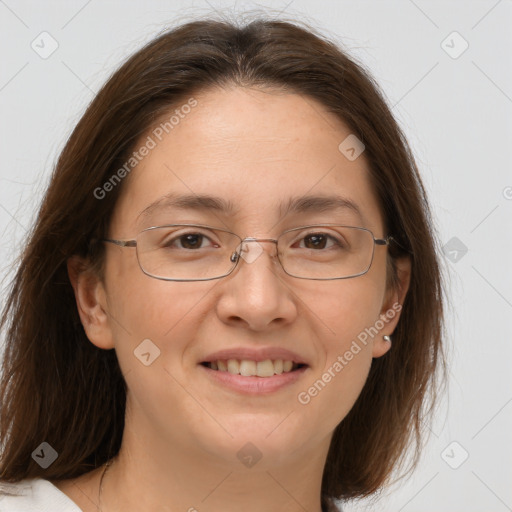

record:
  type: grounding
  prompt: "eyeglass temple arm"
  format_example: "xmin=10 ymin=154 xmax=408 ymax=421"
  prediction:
xmin=102 ymin=238 xmax=137 ymax=247
xmin=375 ymin=236 xmax=393 ymax=246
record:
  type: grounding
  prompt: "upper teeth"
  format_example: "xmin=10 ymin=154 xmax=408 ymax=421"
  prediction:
xmin=209 ymin=359 xmax=296 ymax=377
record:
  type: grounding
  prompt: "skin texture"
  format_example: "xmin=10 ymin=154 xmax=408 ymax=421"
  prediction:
xmin=59 ymin=86 xmax=410 ymax=512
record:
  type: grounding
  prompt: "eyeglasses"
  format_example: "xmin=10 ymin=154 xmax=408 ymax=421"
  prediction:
xmin=102 ymin=223 xmax=393 ymax=281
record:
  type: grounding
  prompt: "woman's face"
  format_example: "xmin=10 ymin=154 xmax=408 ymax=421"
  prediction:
xmin=81 ymin=86 xmax=407 ymax=469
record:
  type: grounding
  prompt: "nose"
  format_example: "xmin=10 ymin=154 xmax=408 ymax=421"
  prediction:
xmin=215 ymin=239 xmax=299 ymax=331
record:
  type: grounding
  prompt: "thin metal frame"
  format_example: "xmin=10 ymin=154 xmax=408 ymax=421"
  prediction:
xmin=102 ymin=223 xmax=393 ymax=282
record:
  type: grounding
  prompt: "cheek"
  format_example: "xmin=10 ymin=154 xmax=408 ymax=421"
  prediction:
xmin=296 ymin=313 xmax=376 ymax=440
xmin=297 ymin=344 xmax=373 ymax=431
xmin=300 ymin=274 xmax=385 ymax=345
xmin=103 ymin=277 xmax=214 ymax=439
xmin=105 ymin=268 xmax=219 ymax=373
xmin=104 ymin=246 xmax=203 ymax=334
xmin=292 ymin=277 xmax=384 ymax=432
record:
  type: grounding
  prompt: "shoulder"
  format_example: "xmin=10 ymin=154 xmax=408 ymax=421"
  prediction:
xmin=0 ymin=478 xmax=82 ymax=512
xmin=323 ymin=496 xmax=344 ymax=512
xmin=327 ymin=498 xmax=345 ymax=512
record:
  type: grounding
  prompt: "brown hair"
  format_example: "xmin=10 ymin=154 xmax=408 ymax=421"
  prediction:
xmin=0 ymin=15 xmax=445 ymax=507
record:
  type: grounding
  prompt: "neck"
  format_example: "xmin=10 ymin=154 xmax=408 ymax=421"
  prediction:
xmin=100 ymin=413 xmax=330 ymax=512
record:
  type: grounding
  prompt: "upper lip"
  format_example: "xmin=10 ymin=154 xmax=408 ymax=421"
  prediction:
xmin=200 ymin=347 xmax=309 ymax=365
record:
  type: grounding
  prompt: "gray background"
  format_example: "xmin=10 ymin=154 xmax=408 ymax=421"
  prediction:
xmin=1 ymin=1 xmax=511 ymax=510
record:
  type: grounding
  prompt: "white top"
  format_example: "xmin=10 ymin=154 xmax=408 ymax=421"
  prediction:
xmin=0 ymin=478 xmax=82 ymax=512
xmin=0 ymin=477 xmax=343 ymax=511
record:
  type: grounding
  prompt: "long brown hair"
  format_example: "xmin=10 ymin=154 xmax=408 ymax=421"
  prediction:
xmin=0 ymin=15 xmax=446 ymax=506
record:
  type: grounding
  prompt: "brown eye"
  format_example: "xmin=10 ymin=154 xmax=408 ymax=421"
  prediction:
xmin=178 ymin=234 xmax=205 ymax=249
xmin=297 ymin=233 xmax=342 ymax=250
xmin=303 ymin=234 xmax=328 ymax=249
xmin=161 ymin=232 xmax=213 ymax=250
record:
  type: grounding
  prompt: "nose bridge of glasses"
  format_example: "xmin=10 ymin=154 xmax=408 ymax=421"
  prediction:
xmin=242 ymin=237 xmax=278 ymax=244
xmin=235 ymin=237 xmax=278 ymax=265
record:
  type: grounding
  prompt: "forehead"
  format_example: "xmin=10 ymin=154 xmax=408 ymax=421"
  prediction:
xmin=111 ymin=86 xmax=383 ymax=234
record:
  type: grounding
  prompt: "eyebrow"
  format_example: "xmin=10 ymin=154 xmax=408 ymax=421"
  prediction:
xmin=138 ymin=193 xmax=239 ymax=220
xmin=279 ymin=194 xmax=363 ymax=220
xmin=137 ymin=192 xmax=363 ymax=222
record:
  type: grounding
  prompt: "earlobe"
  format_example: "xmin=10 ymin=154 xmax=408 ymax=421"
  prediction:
xmin=372 ymin=335 xmax=392 ymax=358
xmin=372 ymin=256 xmax=411 ymax=358
xmin=67 ymin=255 xmax=115 ymax=350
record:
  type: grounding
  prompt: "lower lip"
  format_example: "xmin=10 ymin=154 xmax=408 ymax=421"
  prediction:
xmin=199 ymin=364 xmax=308 ymax=394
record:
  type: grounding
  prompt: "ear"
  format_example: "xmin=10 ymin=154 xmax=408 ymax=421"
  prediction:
xmin=372 ymin=256 xmax=411 ymax=358
xmin=67 ymin=255 xmax=115 ymax=350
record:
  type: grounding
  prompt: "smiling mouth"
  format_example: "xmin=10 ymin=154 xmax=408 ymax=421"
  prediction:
xmin=201 ymin=359 xmax=307 ymax=378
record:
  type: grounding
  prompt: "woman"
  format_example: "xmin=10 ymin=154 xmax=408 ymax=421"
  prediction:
xmin=0 ymin=16 xmax=445 ymax=512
